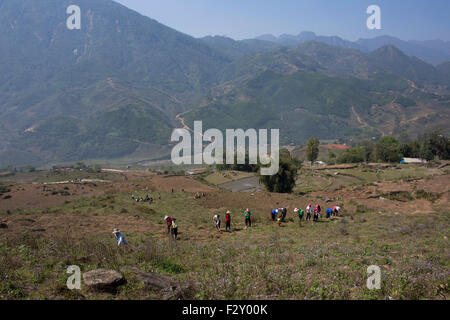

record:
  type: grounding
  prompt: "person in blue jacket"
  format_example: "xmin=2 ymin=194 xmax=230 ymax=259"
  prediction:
xmin=113 ymin=228 xmax=127 ymax=246
xmin=326 ymin=208 xmax=333 ymax=219
xmin=271 ymin=209 xmax=278 ymax=221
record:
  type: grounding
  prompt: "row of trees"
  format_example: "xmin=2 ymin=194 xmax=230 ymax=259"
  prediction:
xmin=257 ymin=131 xmax=449 ymax=194
xmin=336 ymin=131 xmax=450 ymax=164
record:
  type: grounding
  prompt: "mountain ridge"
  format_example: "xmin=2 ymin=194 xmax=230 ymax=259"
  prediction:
xmin=253 ymin=31 xmax=450 ymax=65
xmin=0 ymin=0 xmax=231 ymax=166
xmin=183 ymin=41 xmax=450 ymax=146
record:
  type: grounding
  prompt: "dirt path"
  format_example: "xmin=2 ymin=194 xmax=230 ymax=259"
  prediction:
xmin=175 ymin=112 xmax=205 ymax=139
xmin=175 ymin=112 xmax=193 ymax=132
xmin=408 ymin=80 xmax=427 ymax=94
xmin=351 ymin=105 xmax=386 ymax=136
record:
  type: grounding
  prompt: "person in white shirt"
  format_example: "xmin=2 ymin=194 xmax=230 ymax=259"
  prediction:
xmin=213 ymin=214 xmax=221 ymax=231
xmin=306 ymin=203 xmax=313 ymax=221
xmin=333 ymin=206 xmax=341 ymax=216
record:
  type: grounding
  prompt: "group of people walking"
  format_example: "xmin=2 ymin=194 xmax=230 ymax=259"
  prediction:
xmin=193 ymin=192 xmax=205 ymax=199
xmin=164 ymin=215 xmax=178 ymax=240
xmin=113 ymin=199 xmax=341 ymax=246
xmin=291 ymin=204 xmax=341 ymax=223
xmin=213 ymin=208 xmax=252 ymax=232
xmin=131 ymin=194 xmax=153 ymax=204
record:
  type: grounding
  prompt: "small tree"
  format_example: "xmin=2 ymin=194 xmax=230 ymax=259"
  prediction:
xmin=305 ymin=138 xmax=320 ymax=165
xmin=337 ymin=147 xmax=366 ymax=164
xmin=374 ymin=136 xmax=403 ymax=163
xmin=328 ymin=151 xmax=336 ymax=165
xmin=259 ymin=150 xmax=300 ymax=193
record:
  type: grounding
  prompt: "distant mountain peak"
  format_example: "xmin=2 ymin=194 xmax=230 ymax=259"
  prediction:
xmin=298 ymin=31 xmax=316 ymax=37
xmin=370 ymin=44 xmax=409 ymax=60
xmin=255 ymin=34 xmax=279 ymax=42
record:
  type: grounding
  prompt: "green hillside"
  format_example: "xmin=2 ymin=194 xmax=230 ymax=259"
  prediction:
xmin=0 ymin=0 xmax=229 ymax=166
xmin=184 ymin=70 xmax=402 ymax=144
xmin=199 ymin=36 xmax=279 ymax=60
xmin=0 ymin=1 xmax=449 ymax=167
xmin=184 ymin=42 xmax=450 ymax=145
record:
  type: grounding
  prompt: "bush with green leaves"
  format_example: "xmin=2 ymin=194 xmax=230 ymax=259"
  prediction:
xmin=337 ymin=146 xmax=366 ymax=164
xmin=373 ymin=136 xmax=403 ymax=163
xmin=259 ymin=150 xmax=300 ymax=193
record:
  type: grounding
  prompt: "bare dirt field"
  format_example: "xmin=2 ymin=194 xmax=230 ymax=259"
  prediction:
xmin=0 ymin=174 xmax=215 ymax=212
xmin=0 ymin=183 xmax=105 ymax=212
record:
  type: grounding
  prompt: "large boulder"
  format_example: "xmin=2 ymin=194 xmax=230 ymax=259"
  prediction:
xmin=83 ymin=269 xmax=126 ymax=292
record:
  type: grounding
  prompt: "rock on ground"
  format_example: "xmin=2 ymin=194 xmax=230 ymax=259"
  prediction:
xmin=135 ymin=270 xmax=174 ymax=290
xmin=82 ymin=269 xmax=126 ymax=292
xmin=125 ymin=267 xmax=196 ymax=300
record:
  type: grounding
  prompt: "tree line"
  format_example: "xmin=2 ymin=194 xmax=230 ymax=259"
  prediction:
xmin=218 ymin=131 xmax=449 ymax=194
xmin=334 ymin=131 xmax=450 ymax=164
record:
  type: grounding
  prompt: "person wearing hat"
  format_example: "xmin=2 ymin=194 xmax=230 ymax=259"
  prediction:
xmin=164 ymin=216 xmax=173 ymax=234
xmin=333 ymin=205 xmax=341 ymax=216
xmin=294 ymin=208 xmax=304 ymax=221
xmin=112 ymin=228 xmax=127 ymax=246
xmin=225 ymin=210 xmax=231 ymax=232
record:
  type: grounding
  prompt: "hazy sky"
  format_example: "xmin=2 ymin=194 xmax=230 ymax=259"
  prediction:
xmin=114 ymin=0 xmax=450 ymax=41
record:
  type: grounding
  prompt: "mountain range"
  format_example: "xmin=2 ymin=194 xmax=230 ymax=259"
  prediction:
xmin=184 ymin=42 xmax=450 ymax=145
xmin=0 ymin=0 xmax=449 ymax=167
xmin=254 ymin=31 xmax=450 ymax=66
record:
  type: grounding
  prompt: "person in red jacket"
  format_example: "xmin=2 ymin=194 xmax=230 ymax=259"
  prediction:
xmin=313 ymin=204 xmax=321 ymax=222
xmin=225 ymin=210 xmax=231 ymax=232
xmin=164 ymin=215 xmax=173 ymax=234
